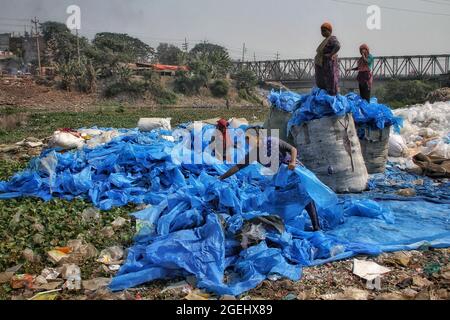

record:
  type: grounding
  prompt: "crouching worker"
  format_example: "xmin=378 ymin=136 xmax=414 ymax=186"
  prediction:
xmin=219 ymin=127 xmax=321 ymax=231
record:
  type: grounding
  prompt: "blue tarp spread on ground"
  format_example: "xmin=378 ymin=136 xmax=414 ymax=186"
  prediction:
xmin=268 ymin=88 xmax=403 ymax=134
xmin=0 ymin=127 xmax=449 ymax=296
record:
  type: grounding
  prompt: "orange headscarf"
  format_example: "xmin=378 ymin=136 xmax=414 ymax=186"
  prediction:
xmin=360 ymin=44 xmax=370 ymax=53
xmin=321 ymin=22 xmax=333 ymax=33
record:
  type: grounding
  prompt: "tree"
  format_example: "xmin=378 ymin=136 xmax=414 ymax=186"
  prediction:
xmin=156 ymin=43 xmax=183 ymax=65
xmin=93 ymin=32 xmax=154 ymax=63
xmin=233 ymin=69 xmax=258 ymax=91
xmin=189 ymin=42 xmax=231 ymax=78
xmin=40 ymin=21 xmax=89 ymax=65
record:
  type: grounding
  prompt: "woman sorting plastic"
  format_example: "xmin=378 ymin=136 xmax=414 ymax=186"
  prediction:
xmin=219 ymin=127 xmax=321 ymax=231
xmin=314 ymin=22 xmax=341 ymax=96
xmin=348 ymin=44 xmax=374 ymax=102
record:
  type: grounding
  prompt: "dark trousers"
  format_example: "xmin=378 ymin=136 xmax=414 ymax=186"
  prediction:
xmin=359 ymin=82 xmax=371 ymax=102
xmin=305 ymin=202 xmax=321 ymax=231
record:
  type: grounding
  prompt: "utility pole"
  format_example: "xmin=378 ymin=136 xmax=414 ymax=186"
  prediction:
xmin=31 ymin=17 xmax=42 ymax=75
xmin=242 ymin=43 xmax=246 ymax=62
xmin=75 ymin=28 xmax=81 ymax=65
xmin=253 ymin=52 xmax=256 ymax=62
xmin=182 ymin=38 xmax=189 ymax=53
xmin=275 ymin=52 xmax=280 ymax=61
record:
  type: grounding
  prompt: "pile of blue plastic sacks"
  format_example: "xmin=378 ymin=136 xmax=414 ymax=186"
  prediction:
xmin=1 ymin=124 xmax=449 ymax=296
xmin=268 ymin=88 xmax=403 ymax=135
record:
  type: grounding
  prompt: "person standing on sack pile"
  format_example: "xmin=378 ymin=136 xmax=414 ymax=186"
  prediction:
xmin=314 ymin=22 xmax=341 ymax=96
xmin=219 ymin=127 xmax=321 ymax=231
xmin=347 ymin=44 xmax=374 ymax=102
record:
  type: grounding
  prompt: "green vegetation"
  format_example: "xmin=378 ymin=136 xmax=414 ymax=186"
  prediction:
xmin=0 ymin=106 xmax=268 ymax=144
xmin=92 ymin=32 xmax=154 ymax=63
xmin=374 ymin=80 xmax=438 ymax=109
xmin=156 ymin=43 xmax=184 ymax=65
xmin=232 ymin=69 xmax=260 ymax=104
xmin=209 ymin=79 xmax=230 ymax=98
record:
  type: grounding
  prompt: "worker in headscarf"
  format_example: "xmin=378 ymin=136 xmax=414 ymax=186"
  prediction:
xmin=314 ymin=22 xmax=341 ymax=96
xmin=348 ymin=44 xmax=374 ymax=102
xmin=219 ymin=127 xmax=321 ymax=231
xmin=215 ymin=118 xmax=231 ymax=161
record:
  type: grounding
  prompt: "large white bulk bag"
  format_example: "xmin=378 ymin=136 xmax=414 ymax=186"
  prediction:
xmin=291 ymin=114 xmax=368 ymax=193
xmin=138 ymin=118 xmax=172 ymax=132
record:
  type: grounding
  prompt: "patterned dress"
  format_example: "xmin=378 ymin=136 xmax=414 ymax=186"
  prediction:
xmin=314 ymin=36 xmax=341 ymax=96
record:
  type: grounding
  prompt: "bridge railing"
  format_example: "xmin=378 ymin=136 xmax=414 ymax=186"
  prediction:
xmin=233 ymin=54 xmax=450 ymax=82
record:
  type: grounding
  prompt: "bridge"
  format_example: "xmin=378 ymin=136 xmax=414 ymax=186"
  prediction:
xmin=233 ymin=54 xmax=450 ymax=89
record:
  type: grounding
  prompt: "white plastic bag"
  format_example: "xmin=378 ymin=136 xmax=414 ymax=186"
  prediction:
xmin=49 ymin=131 xmax=85 ymax=150
xmin=388 ymin=134 xmax=409 ymax=157
xmin=138 ymin=118 xmax=172 ymax=132
xmin=228 ymin=118 xmax=249 ymax=129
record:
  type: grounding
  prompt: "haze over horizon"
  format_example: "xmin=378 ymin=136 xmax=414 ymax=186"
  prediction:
xmin=1 ymin=0 xmax=449 ymax=60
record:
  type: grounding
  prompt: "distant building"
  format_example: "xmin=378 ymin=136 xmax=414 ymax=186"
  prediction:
xmin=0 ymin=33 xmax=10 ymax=51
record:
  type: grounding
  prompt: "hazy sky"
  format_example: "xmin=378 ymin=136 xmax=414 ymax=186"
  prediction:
xmin=1 ymin=0 xmax=449 ymax=60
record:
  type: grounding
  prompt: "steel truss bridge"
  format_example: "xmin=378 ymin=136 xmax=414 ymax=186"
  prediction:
xmin=233 ymin=55 xmax=450 ymax=83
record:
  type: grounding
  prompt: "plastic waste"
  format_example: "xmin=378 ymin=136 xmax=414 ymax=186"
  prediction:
xmin=389 ymin=134 xmax=409 ymax=157
xmin=138 ymin=118 xmax=172 ymax=132
xmin=1 ymin=126 xmax=449 ymax=296
xmin=353 ymin=259 xmax=391 ymax=281
xmin=48 ymin=131 xmax=85 ymax=150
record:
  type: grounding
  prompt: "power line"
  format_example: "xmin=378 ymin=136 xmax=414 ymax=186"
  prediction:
xmin=418 ymin=0 xmax=450 ymax=6
xmin=0 ymin=17 xmax=30 ymax=22
xmin=330 ymin=0 xmax=450 ymax=16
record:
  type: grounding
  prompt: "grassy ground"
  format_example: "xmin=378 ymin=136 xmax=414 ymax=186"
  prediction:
xmin=0 ymin=104 xmax=269 ymax=299
xmin=0 ymin=104 xmax=268 ymax=144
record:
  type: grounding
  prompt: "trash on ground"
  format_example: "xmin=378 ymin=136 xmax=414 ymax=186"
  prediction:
xmin=352 ymin=259 xmax=391 ymax=281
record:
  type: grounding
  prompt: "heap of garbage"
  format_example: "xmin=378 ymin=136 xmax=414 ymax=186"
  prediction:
xmin=268 ymin=88 xmax=403 ymax=134
xmin=387 ymin=101 xmax=450 ymax=176
xmin=1 ymin=119 xmax=449 ymax=296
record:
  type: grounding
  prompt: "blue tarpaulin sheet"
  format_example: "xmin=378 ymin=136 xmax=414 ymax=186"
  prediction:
xmin=0 ymin=127 xmax=448 ymax=296
xmin=268 ymin=88 xmax=403 ymax=134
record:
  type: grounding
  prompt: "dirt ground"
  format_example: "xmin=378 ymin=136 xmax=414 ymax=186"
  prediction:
xmin=0 ymin=77 xmax=97 ymax=112
xmin=0 ymin=76 xmax=265 ymax=113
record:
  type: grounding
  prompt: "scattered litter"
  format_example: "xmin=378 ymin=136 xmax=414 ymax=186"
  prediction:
xmin=160 ymin=281 xmax=192 ymax=294
xmin=61 ymin=264 xmax=81 ymax=291
xmin=97 ymin=246 xmax=124 ymax=265
xmin=22 ymin=248 xmax=39 ymax=263
xmin=353 ymin=259 xmax=391 ymax=281
xmin=283 ymin=293 xmax=297 ymax=300
xmin=111 ymin=217 xmax=127 ymax=229
xmin=101 ymin=226 xmax=115 ymax=238
xmin=389 ymin=251 xmax=412 ymax=267
xmin=10 ymin=274 xmax=34 ymax=289
xmin=0 ymin=272 xmax=14 ymax=284
xmin=321 ymin=287 xmax=369 ymax=300
xmin=40 ymin=267 xmax=60 ymax=280
xmin=81 ymin=207 xmax=101 ymax=222
xmin=47 ymin=248 xmax=71 ymax=264
xmin=28 ymin=289 xmax=61 ymax=301
xmin=412 ymin=276 xmax=433 ymax=289
xmin=82 ymin=278 xmax=111 ymax=291
xmin=184 ymin=290 xmax=210 ymax=300
xmin=35 ymin=280 xmax=63 ymax=291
